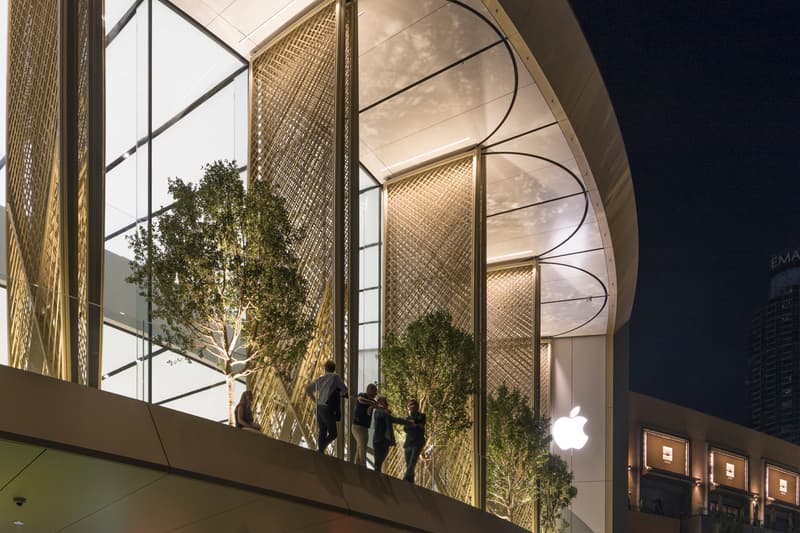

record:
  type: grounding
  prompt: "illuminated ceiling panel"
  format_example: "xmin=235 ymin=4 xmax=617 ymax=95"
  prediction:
xmin=168 ymin=0 xmax=323 ymax=56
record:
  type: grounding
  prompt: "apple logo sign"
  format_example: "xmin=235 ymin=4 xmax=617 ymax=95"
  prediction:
xmin=553 ymin=406 xmax=589 ymax=451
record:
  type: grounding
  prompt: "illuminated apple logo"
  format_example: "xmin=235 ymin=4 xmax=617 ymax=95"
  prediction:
xmin=553 ymin=406 xmax=589 ymax=451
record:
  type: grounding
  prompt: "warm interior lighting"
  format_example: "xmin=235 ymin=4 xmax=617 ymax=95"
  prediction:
xmin=386 ymin=138 xmax=471 ymax=170
xmin=244 ymin=1 xmax=298 ymax=41
xmin=487 ymin=249 xmax=534 ymax=263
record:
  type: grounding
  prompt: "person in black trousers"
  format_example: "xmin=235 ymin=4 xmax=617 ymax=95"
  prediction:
xmin=304 ymin=360 xmax=348 ymax=453
xmin=402 ymin=399 xmax=426 ymax=483
xmin=371 ymin=396 xmax=406 ymax=473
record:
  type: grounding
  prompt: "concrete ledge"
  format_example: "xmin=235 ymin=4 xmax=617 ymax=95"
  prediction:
xmin=0 ymin=365 xmax=524 ymax=533
xmin=0 ymin=364 xmax=168 ymax=468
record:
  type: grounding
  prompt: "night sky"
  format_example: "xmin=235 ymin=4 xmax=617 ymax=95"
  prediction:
xmin=568 ymin=2 xmax=800 ymax=425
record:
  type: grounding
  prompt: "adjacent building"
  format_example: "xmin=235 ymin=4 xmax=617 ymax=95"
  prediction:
xmin=629 ymin=392 xmax=800 ymax=532
xmin=747 ymin=248 xmax=800 ymax=444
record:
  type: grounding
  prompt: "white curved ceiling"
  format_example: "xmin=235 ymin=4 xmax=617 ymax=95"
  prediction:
xmin=168 ymin=0 xmax=611 ymax=337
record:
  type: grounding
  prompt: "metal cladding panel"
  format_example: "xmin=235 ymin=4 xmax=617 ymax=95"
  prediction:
xmin=7 ymin=0 xmax=102 ymax=384
xmin=248 ymin=2 xmax=356 ymax=450
xmin=383 ymin=154 xmax=476 ymax=505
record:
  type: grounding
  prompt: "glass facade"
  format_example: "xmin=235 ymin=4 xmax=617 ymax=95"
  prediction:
xmin=0 ymin=0 xmax=385 ymax=421
xmin=359 ymin=167 xmax=382 ymax=391
xmin=101 ymin=0 xmax=248 ymax=422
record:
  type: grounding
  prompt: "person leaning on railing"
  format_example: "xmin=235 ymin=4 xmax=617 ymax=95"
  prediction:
xmin=371 ymin=396 xmax=406 ymax=474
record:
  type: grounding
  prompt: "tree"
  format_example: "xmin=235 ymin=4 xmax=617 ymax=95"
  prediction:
xmin=380 ymin=310 xmax=477 ymax=476
xmin=486 ymin=384 xmax=550 ymax=526
xmin=487 ymin=384 xmax=577 ymax=532
xmin=538 ymin=453 xmax=578 ymax=533
xmin=128 ymin=160 xmax=311 ymax=425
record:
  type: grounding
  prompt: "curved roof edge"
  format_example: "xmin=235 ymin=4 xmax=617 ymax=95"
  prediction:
xmin=489 ymin=0 xmax=639 ymax=331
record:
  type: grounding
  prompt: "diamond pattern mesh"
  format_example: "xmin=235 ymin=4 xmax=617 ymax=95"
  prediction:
xmin=487 ymin=266 xmax=551 ymax=415
xmin=383 ymin=154 xmax=476 ymax=504
xmin=7 ymin=0 xmax=98 ymax=385
xmin=75 ymin=0 xmax=91 ymax=385
xmin=487 ymin=266 xmax=535 ymax=400
xmin=248 ymin=2 xmax=355 ymax=450
xmin=8 ymin=0 xmax=66 ymax=378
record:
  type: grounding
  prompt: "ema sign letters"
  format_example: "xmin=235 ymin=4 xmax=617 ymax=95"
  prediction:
xmin=770 ymin=248 xmax=800 ymax=273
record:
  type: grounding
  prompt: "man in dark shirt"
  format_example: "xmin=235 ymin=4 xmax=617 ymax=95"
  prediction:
xmin=305 ymin=360 xmax=348 ymax=453
xmin=402 ymin=399 xmax=426 ymax=483
xmin=351 ymin=383 xmax=378 ymax=466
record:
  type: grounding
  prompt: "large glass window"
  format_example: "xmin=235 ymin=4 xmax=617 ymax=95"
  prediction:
xmin=101 ymin=0 xmax=248 ymax=424
xmin=358 ymin=167 xmax=382 ymax=390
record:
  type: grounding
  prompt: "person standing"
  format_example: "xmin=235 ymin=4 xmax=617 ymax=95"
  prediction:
xmin=305 ymin=360 xmax=348 ymax=454
xmin=402 ymin=399 xmax=426 ymax=483
xmin=351 ymin=383 xmax=378 ymax=466
xmin=371 ymin=396 xmax=406 ymax=473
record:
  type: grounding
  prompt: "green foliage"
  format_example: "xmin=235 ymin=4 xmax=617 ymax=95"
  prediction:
xmin=487 ymin=384 xmax=577 ymax=532
xmin=127 ymin=160 xmax=311 ymax=399
xmin=486 ymin=384 xmax=550 ymax=525
xmin=713 ymin=512 xmax=744 ymax=533
xmin=379 ymin=310 xmax=477 ymax=443
xmin=539 ymin=453 xmax=578 ymax=533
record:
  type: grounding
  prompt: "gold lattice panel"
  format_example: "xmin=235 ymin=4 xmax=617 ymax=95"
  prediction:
xmin=383 ymin=154 xmax=476 ymax=504
xmin=384 ymin=155 xmax=475 ymax=335
xmin=75 ymin=0 xmax=91 ymax=385
xmin=7 ymin=0 xmax=66 ymax=378
xmin=486 ymin=267 xmax=551 ymax=416
xmin=540 ymin=342 xmax=551 ymax=418
xmin=487 ymin=266 xmax=535 ymax=401
xmin=7 ymin=0 xmax=100 ymax=385
xmin=248 ymin=1 xmax=355 ymax=449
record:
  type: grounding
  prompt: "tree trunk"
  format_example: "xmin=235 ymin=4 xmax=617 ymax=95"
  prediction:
xmin=226 ymin=373 xmax=236 ymax=426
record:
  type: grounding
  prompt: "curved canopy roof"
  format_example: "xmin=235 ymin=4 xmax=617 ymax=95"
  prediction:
xmin=169 ymin=0 xmax=638 ymax=337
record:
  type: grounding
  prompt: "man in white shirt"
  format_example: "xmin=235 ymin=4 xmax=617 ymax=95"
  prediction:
xmin=305 ymin=360 xmax=348 ymax=453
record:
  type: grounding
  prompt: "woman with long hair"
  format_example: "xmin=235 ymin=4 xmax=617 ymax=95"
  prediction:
xmin=235 ymin=390 xmax=262 ymax=433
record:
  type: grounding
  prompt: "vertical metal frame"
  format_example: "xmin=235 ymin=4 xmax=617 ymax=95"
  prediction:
xmin=60 ymin=0 xmax=79 ymax=383
xmin=345 ymin=0 xmax=360 ymax=463
xmin=533 ymin=258 xmax=542 ymax=531
xmin=332 ymin=0 xmax=347 ymax=460
xmin=333 ymin=0 xmax=358 ymax=461
xmin=61 ymin=0 xmax=106 ymax=387
xmin=533 ymin=259 xmax=542 ymax=416
xmin=85 ymin=0 xmax=105 ymax=388
xmin=146 ymin=0 xmax=154 ymax=403
xmin=473 ymin=148 xmax=487 ymax=510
